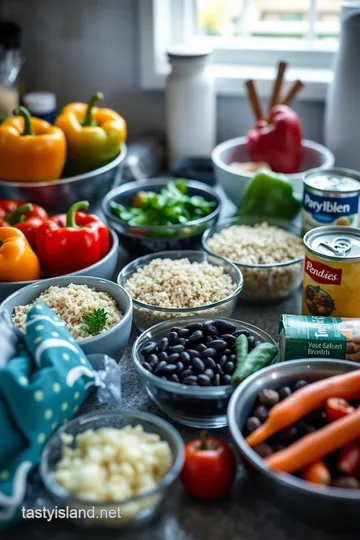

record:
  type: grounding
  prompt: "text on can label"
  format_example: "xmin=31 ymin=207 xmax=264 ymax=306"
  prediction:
xmin=304 ymin=256 xmax=343 ymax=285
xmin=303 ymin=191 xmax=358 ymax=217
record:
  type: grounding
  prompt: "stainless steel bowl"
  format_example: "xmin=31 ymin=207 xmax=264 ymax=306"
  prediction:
xmin=0 ymin=145 xmax=127 ymax=214
xmin=228 ymin=358 xmax=360 ymax=530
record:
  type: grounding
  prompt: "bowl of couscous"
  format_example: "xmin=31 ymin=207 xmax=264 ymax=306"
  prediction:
xmin=0 ymin=276 xmax=133 ymax=359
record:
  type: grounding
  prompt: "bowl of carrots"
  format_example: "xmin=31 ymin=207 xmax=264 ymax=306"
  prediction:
xmin=228 ymin=359 xmax=360 ymax=530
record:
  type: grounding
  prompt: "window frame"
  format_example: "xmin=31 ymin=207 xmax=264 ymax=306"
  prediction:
xmin=139 ymin=0 xmax=337 ymax=101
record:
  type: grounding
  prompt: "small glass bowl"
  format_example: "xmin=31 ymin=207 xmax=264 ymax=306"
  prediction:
xmin=118 ymin=250 xmax=243 ymax=331
xmin=202 ymin=216 xmax=304 ymax=302
xmin=40 ymin=410 xmax=184 ymax=528
xmin=132 ymin=316 xmax=277 ymax=428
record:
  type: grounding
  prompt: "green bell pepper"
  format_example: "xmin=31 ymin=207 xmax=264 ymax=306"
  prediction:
xmin=237 ymin=169 xmax=301 ymax=220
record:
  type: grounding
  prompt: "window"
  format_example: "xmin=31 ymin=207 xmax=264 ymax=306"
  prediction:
xmin=139 ymin=0 xmax=340 ymax=100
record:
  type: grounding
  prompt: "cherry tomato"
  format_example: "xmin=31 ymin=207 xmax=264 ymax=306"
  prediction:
xmin=326 ymin=397 xmax=354 ymax=423
xmin=338 ymin=442 xmax=360 ymax=475
xmin=180 ymin=434 xmax=237 ymax=500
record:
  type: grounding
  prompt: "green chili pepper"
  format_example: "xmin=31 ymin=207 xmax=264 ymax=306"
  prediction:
xmin=232 ymin=334 xmax=249 ymax=386
xmin=237 ymin=169 xmax=301 ymax=220
xmin=233 ymin=342 xmax=278 ymax=385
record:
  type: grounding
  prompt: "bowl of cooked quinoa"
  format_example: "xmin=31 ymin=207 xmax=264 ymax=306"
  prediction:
xmin=118 ymin=250 xmax=243 ymax=331
xmin=0 ymin=276 xmax=133 ymax=359
xmin=202 ymin=217 xmax=304 ymax=302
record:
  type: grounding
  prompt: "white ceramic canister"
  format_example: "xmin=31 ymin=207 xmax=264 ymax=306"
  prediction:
xmin=166 ymin=45 xmax=215 ymax=165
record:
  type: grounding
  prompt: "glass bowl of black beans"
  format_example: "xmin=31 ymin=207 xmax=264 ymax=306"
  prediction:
xmin=132 ymin=317 xmax=277 ymax=428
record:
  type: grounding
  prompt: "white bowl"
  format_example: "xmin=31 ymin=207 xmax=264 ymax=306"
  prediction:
xmin=212 ymin=136 xmax=335 ymax=204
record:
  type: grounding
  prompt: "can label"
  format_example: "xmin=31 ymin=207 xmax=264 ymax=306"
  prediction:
xmin=302 ymin=188 xmax=359 ymax=233
xmin=279 ymin=314 xmax=360 ymax=362
xmin=302 ymin=251 xmax=360 ymax=318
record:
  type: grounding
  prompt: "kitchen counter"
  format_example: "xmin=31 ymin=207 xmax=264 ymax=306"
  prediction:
xmin=5 ymin=189 xmax=358 ymax=540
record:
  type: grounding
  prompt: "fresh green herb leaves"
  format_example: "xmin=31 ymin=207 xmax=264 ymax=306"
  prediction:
xmin=110 ymin=179 xmax=215 ymax=227
xmin=82 ymin=308 xmax=108 ymax=336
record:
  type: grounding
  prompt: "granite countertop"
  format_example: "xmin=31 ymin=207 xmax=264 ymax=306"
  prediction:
xmin=5 ymin=189 xmax=358 ymax=540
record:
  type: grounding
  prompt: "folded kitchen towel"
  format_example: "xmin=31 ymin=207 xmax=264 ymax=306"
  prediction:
xmin=0 ymin=303 xmax=98 ymax=529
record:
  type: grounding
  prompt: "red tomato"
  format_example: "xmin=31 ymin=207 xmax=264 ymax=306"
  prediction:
xmin=180 ymin=435 xmax=237 ymax=500
xmin=326 ymin=397 xmax=354 ymax=423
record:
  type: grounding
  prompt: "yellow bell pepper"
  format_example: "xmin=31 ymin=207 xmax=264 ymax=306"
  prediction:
xmin=0 ymin=107 xmax=66 ymax=182
xmin=0 ymin=227 xmax=41 ymax=282
xmin=55 ymin=92 xmax=127 ymax=176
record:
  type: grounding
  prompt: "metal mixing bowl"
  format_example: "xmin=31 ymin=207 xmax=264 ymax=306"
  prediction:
xmin=0 ymin=145 xmax=127 ymax=214
xmin=228 ymin=358 xmax=360 ymax=530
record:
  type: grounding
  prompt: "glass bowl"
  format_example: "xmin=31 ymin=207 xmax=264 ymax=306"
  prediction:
xmin=202 ymin=216 xmax=304 ymax=302
xmin=40 ymin=410 xmax=184 ymax=528
xmin=132 ymin=316 xmax=277 ymax=428
xmin=118 ymin=250 xmax=243 ymax=331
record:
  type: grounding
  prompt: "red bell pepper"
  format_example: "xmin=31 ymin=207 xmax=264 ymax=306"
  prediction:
xmin=35 ymin=201 xmax=110 ymax=277
xmin=0 ymin=200 xmax=48 ymax=249
xmin=246 ymin=104 xmax=303 ymax=174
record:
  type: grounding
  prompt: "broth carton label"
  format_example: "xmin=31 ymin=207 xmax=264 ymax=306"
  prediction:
xmin=279 ymin=314 xmax=360 ymax=362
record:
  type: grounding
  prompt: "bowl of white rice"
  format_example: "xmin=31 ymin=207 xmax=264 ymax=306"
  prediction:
xmin=0 ymin=276 xmax=133 ymax=359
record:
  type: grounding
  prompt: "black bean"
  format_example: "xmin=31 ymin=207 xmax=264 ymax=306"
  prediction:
xmin=183 ymin=375 xmax=198 ymax=385
xmin=214 ymin=320 xmax=236 ymax=333
xmin=205 ymin=335 xmax=213 ymax=344
xmin=186 ymin=322 xmax=203 ymax=332
xmin=178 ymin=338 xmax=187 ymax=346
xmin=204 ymin=368 xmax=214 ymax=379
xmin=203 ymin=357 xmax=216 ymax=370
xmin=247 ymin=335 xmax=255 ymax=349
xmin=277 ymin=426 xmax=298 ymax=442
xmin=188 ymin=330 xmax=204 ymax=345
xmin=201 ymin=347 xmax=217 ymax=358
xmin=196 ymin=343 xmax=207 ymax=353
xmin=223 ymin=374 xmax=232 ymax=384
xmin=150 ymin=356 xmax=159 ymax=368
xmin=306 ymin=410 xmax=327 ymax=427
xmin=168 ymin=331 xmax=178 ymax=345
xmin=297 ymin=420 xmax=316 ymax=436
xmin=159 ymin=337 xmax=169 ymax=352
xmin=161 ymin=376 xmax=167 ymax=380
xmin=254 ymin=340 xmax=261 ymax=347
xmin=181 ymin=368 xmax=193 ymax=379
xmin=221 ymin=334 xmax=236 ymax=345
xmin=209 ymin=339 xmax=227 ymax=350
xmin=224 ymin=349 xmax=232 ymax=356
xmin=154 ymin=361 xmax=168 ymax=374
xmin=254 ymin=443 xmax=273 ymax=458
xmin=176 ymin=362 xmax=184 ymax=373
xmin=215 ymin=364 xmax=224 ymax=375
xmin=142 ymin=362 xmax=153 ymax=372
xmin=203 ymin=319 xmax=215 ymax=330
xmin=214 ymin=374 xmax=221 ymax=386
xmin=198 ymin=374 xmax=211 ymax=386
xmin=170 ymin=327 xmax=182 ymax=333
xmin=167 ymin=353 xmax=180 ymax=364
xmin=186 ymin=349 xmax=199 ymax=357
xmin=272 ymin=444 xmax=285 ymax=453
xmin=168 ymin=344 xmax=184 ymax=354
xmin=234 ymin=329 xmax=249 ymax=338
xmin=170 ymin=374 xmax=180 ymax=383
xmin=332 ymin=477 xmax=360 ymax=489
xmin=228 ymin=354 xmax=236 ymax=363
xmin=293 ymin=379 xmax=308 ymax=391
xmin=141 ymin=342 xmax=157 ymax=357
xmin=180 ymin=351 xmax=191 ymax=364
xmin=259 ymin=389 xmax=280 ymax=408
xmin=158 ymin=352 xmax=168 ymax=362
xmin=192 ymin=357 xmax=205 ymax=373
xmin=253 ymin=405 xmax=268 ymax=422
xmin=278 ymin=386 xmax=292 ymax=400
xmin=163 ymin=364 xmax=177 ymax=375
xmin=246 ymin=416 xmax=261 ymax=434
xmin=219 ymin=355 xmax=227 ymax=367
xmin=224 ymin=362 xmax=234 ymax=374
xmin=178 ymin=328 xmax=190 ymax=338
xmin=148 ymin=353 xmax=159 ymax=365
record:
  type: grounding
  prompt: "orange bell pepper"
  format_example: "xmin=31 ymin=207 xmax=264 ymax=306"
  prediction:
xmin=55 ymin=92 xmax=126 ymax=175
xmin=0 ymin=227 xmax=41 ymax=282
xmin=0 ymin=107 xmax=66 ymax=182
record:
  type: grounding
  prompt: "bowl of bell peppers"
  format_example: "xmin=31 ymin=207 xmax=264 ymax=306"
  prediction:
xmin=0 ymin=93 xmax=127 ymax=214
xmin=0 ymin=199 xmax=118 ymax=302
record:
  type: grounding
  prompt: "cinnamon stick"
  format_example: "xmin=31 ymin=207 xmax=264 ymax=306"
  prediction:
xmin=281 ymin=80 xmax=304 ymax=106
xmin=268 ymin=61 xmax=287 ymax=113
xmin=245 ymin=80 xmax=263 ymax=122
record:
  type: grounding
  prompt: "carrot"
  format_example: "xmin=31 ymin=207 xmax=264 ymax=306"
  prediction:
xmin=246 ymin=370 xmax=360 ymax=447
xmin=266 ymin=407 xmax=360 ymax=473
xmin=302 ymin=460 xmax=331 ymax=486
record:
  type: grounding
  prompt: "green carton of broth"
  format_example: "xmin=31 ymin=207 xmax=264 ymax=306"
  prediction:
xmin=279 ymin=315 xmax=360 ymax=362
